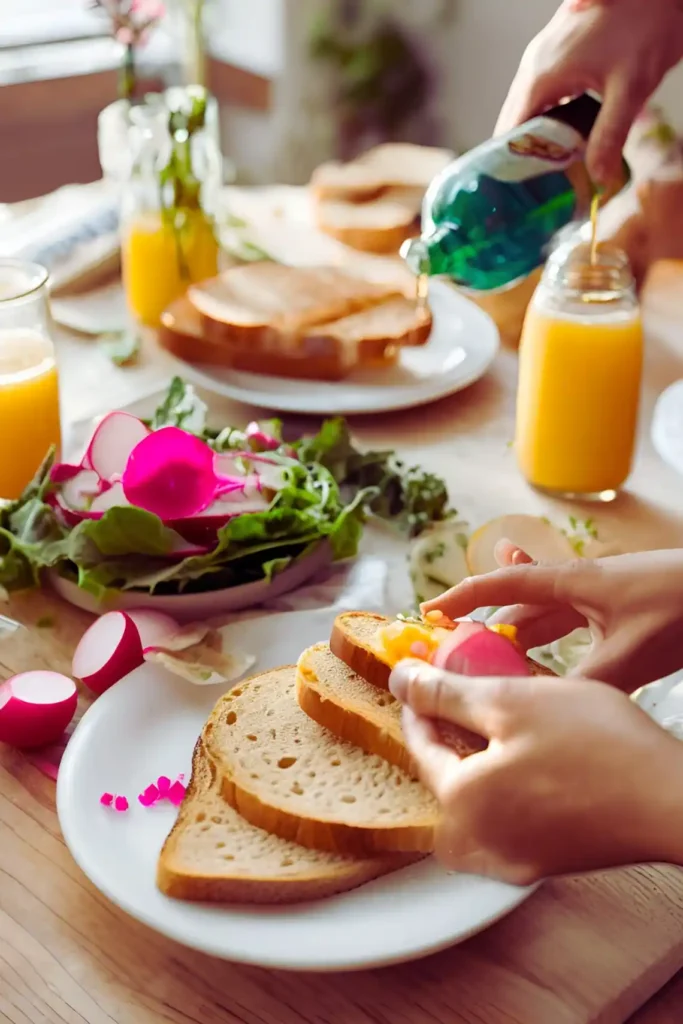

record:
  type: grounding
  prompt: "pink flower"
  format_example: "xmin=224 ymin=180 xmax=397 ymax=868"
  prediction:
xmin=168 ymin=781 xmax=187 ymax=806
xmin=131 ymin=0 xmax=165 ymax=17
xmin=138 ymin=783 xmax=160 ymax=807
xmin=114 ymin=796 xmax=129 ymax=812
xmin=100 ymin=792 xmax=114 ymax=807
xmin=115 ymin=26 xmax=135 ymax=45
xmin=157 ymin=775 xmax=172 ymax=796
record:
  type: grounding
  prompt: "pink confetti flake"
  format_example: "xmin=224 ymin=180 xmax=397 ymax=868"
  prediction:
xmin=138 ymin=784 xmax=160 ymax=807
xmin=114 ymin=796 xmax=129 ymax=812
xmin=100 ymin=792 xmax=114 ymax=807
xmin=157 ymin=775 xmax=171 ymax=796
xmin=167 ymin=780 xmax=187 ymax=806
xmin=178 ymin=773 xmax=185 ymax=781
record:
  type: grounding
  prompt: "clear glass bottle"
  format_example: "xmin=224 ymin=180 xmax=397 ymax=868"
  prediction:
xmin=515 ymin=240 xmax=643 ymax=501
xmin=0 ymin=259 xmax=61 ymax=499
xmin=403 ymin=94 xmax=629 ymax=292
xmin=121 ymin=86 xmax=221 ymax=327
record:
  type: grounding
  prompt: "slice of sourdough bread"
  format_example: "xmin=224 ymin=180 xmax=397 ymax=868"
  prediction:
xmin=297 ymin=643 xmax=486 ymax=777
xmin=157 ymin=740 xmax=410 ymax=903
xmin=330 ymin=611 xmax=555 ymax=691
xmin=201 ymin=666 xmax=439 ymax=856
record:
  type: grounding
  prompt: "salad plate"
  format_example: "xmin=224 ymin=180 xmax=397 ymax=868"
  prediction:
xmin=166 ymin=280 xmax=500 ymax=416
xmin=57 ymin=608 xmax=536 ymax=972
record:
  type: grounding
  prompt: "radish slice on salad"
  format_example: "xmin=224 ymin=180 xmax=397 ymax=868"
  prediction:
xmin=60 ymin=469 xmax=107 ymax=512
xmin=85 ymin=411 xmax=149 ymax=480
xmin=0 ymin=671 xmax=78 ymax=749
xmin=89 ymin=481 xmax=129 ymax=513
xmin=72 ymin=611 xmax=144 ymax=695
xmin=433 ymin=628 xmax=529 ymax=676
xmin=125 ymin=609 xmax=179 ymax=649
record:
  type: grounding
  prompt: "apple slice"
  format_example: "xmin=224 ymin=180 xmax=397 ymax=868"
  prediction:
xmin=466 ymin=514 xmax=575 ymax=576
xmin=85 ymin=411 xmax=149 ymax=480
xmin=72 ymin=611 xmax=144 ymax=695
xmin=0 ymin=671 xmax=78 ymax=749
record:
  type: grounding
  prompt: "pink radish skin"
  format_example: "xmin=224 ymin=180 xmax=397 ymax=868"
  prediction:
xmin=0 ymin=671 xmax=78 ymax=749
xmin=125 ymin=609 xmax=179 ymax=649
xmin=433 ymin=628 xmax=530 ymax=677
xmin=72 ymin=612 xmax=144 ymax=695
xmin=85 ymin=411 xmax=149 ymax=480
xmin=50 ymin=462 xmax=84 ymax=484
xmin=61 ymin=469 xmax=109 ymax=512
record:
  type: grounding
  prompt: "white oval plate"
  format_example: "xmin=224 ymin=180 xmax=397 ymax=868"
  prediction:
xmin=165 ymin=280 xmax=499 ymax=415
xmin=57 ymin=608 xmax=534 ymax=972
xmin=48 ymin=544 xmax=330 ymax=622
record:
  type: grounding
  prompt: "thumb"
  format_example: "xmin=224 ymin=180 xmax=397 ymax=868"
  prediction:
xmin=587 ymin=72 xmax=642 ymax=184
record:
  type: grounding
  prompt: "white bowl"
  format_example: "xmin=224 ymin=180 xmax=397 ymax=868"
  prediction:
xmin=48 ymin=543 xmax=330 ymax=621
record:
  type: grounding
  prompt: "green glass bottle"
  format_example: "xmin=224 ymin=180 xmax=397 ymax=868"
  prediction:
xmin=403 ymin=94 xmax=629 ymax=292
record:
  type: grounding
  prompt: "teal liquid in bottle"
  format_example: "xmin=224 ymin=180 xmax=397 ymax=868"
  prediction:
xmin=404 ymin=94 xmax=629 ymax=292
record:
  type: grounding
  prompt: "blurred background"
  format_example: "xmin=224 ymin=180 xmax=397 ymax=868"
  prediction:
xmin=3 ymin=0 xmax=683 ymax=203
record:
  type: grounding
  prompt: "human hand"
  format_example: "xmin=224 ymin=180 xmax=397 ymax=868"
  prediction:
xmin=390 ymin=660 xmax=683 ymax=883
xmin=496 ymin=0 xmax=683 ymax=183
xmin=421 ymin=549 xmax=683 ymax=692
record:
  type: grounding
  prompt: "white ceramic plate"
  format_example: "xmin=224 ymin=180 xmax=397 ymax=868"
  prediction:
xmin=57 ymin=607 xmax=535 ymax=972
xmin=166 ymin=280 xmax=499 ymax=416
xmin=47 ymin=543 xmax=330 ymax=622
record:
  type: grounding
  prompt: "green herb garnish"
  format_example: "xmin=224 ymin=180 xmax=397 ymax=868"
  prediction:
xmin=99 ymin=331 xmax=140 ymax=367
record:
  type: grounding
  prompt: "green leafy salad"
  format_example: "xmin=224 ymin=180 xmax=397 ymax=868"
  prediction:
xmin=0 ymin=379 xmax=450 ymax=599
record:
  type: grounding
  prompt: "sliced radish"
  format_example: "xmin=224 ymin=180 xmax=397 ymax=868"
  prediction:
xmin=61 ymin=469 xmax=107 ymax=512
xmin=0 ymin=671 xmax=78 ymax=749
xmin=90 ymin=481 xmax=129 ymax=513
xmin=85 ymin=411 xmax=149 ymax=481
xmin=466 ymin=514 xmax=575 ymax=577
xmin=125 ymin=609 xmax=180 ymax=649
xmin=72 ymin=611 xmax=144 ymax=695
xmin=433 ymin=628 xmax=529 ymax=676
xmin=50 ymin=462 xmax=85 ymax=484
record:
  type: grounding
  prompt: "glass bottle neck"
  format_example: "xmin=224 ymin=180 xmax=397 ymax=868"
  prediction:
xmin=535 ymin=241 xmax=638 ymax=319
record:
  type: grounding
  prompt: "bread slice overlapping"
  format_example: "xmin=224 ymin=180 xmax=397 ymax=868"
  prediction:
xmin=201 ymin=666 xmax=439 ymax=856
xmin=311 ymin=143 xmax=454 ymax=202
xmin=157 ymin=740 xmax=413 ymax=903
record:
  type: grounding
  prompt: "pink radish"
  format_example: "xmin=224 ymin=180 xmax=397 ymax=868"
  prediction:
xmin=72 ymin=612 xmax=144 ymax=695
xmin=125 ymin=609 xmax=179 ymax=649
xmin=50 ymin=462 xmax=85 ymax=484
xmin=433 ymin=628 xmax=530 ymax=677
xmin=61 ymin=469 xmax=108 ymax=511
xmin=0 ymin=671 xmax=78 ymax=749
xmin=90 ymin=481 xmax=129 ymax=513
xmin=85 ymin=411 xmax=149 ymax=480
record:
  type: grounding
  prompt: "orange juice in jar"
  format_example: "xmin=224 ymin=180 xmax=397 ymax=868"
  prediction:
xmin=121 ymin=88 xmax=221 ymax=327
xmin=0 ymin=260 xmax=61 ymax=499
xmin=515 ymin=242 xmax=643 ymax=500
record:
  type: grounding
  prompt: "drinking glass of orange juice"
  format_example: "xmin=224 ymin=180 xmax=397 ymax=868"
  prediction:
xmin=515 ymin=240 xmax=643 ymax=501
xmin=121 ymin=87 xmax=221 ymax=327
xmin=0 ymin=260 xmax=61 ymax=500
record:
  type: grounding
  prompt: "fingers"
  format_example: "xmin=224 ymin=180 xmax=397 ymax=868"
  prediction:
xmin=488 ymin=603 xmax=588 ymax=651
xmin=495 ymin=66 xmax=578 ymax=136
xmin=494 ymin=539 xmax=535 ymax=568
xmin=390 ymin=660 xmax=502 ymax=737
xmin=421 ymin=563 xmax=563 ymax=620
xmin=401 ymin=707 xmax=459 ymax=797
xmin=588 ymin=71 xmax=645 ymax=183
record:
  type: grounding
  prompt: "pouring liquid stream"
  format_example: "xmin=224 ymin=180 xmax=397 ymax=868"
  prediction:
xmin=589 ymin=194 xmax=600 ymax=266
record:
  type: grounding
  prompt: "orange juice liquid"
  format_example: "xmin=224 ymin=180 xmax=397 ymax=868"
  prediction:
xmin=0 ymin=329 xmax=61 ymax=499
xmin=122 ymin=210 xmax=219 ymax=327
xmin=515 ymin=305 xmax=643 ymax=496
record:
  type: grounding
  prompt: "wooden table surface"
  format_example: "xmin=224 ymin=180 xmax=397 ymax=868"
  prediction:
xmin=2 ymin=239 xmax=683 ymax=1022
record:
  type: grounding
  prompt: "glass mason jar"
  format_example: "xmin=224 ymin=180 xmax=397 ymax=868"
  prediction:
xmin=515 ymin=240 xmax=643 ymax=501
xmin=120 ymin=86 xmax=222 ymax=327
xmin=0 ymin=259 xmax=61 ymax=500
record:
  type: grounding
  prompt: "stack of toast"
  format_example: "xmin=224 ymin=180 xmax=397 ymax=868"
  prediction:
xmin=158 ymin=611 xmax=549 ymax=905
xmin=159 ymin=263 xmax=432 ymax=381
xmin=311 ymin=144 xmax=454 ymax=254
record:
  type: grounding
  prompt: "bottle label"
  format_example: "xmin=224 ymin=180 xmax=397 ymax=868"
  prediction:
xmin=487 ymin=116 xmax=587 ymax=183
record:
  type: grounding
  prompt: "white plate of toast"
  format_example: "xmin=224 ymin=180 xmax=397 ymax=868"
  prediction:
xmin=163 ymin=278 xmax=499 ymax=416
xmin=57 ymin=608 xmax=534 ymax=971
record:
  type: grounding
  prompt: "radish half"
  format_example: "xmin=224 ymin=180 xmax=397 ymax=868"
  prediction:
xmin=433 ymin=628 xmax=530 ymax=676
xmin=0 ymin=671 xmax=78 ymax=749
xmin=125 ymin=609 xmax=179 ymax=649
xmin=72 ymin=611 xmax=144 ymax=695
xmin=85 ymin=411 xmax=149 ymax=480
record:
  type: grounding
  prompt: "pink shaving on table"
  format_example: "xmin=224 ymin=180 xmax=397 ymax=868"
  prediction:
xmin=137 ymin=775 xmax=187 ymax=807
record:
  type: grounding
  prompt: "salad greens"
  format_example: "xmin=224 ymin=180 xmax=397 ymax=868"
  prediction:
xmin=0 ymin=379 xmax=451 ymax=599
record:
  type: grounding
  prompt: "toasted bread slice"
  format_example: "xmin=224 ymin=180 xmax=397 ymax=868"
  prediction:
xmin=157 ymin=740 xmax=411 ymax=903
xmin=330 ymin=611 xmax=556 ymax=693
xmin=297 ymin=642 xmax=486 ymax=776
xmin=189 ymin=263 xmax=399 ymax=344
xmin=311 ymin=144 xmax=454 ymax=202
xmin=314 ymin=187 xmax=424 ymax=255
xmin=160 ymin=291 xmax=429 ymax=380
xmin=201 ymin=666 xmax=439 ymax=856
